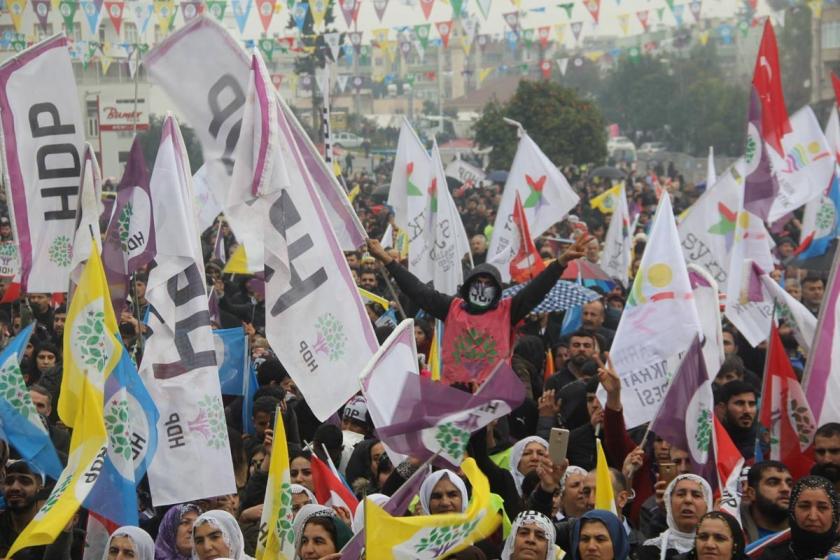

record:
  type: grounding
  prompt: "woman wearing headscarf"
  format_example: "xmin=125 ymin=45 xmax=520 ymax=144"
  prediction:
xmin=508 ymin=436 xmax=549 ymax=498
xmin=291 ymin=484 xmax=317 ymax=518
xmin=292 ymin=504 xmax=352 ymax=560
xmin=637 ymin=474 xmax=712 ymax=560
xmin=351 ymin=493 xmax=389 ymax=533
xmin=758 ymin=475 xmax=840 ymax=560
xmin=500 ymin=510 xmax=558 ymax=560
xmin=569 ymin=510 xmax=630 ymax=560
xmin=419 ymin=469 xmax=470 ymax=515
xmin=155 ymin=503 xmax=202 ymax=560
xmin=191 ymin=510 xmax=254 ymax=560
xmin=104 ymin=526 xmax=155 ymax=560
xmin=685 ymin=511 xmax=747 ymax=560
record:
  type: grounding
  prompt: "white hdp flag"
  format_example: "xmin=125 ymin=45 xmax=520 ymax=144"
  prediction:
xmin=0 ymin=34 xmax=85 ymax=293
xmin=413 ymin=141 xmax=472 ymax=295
xmin=224 ymin=53 xmax=289 ymax=273
xmin=191 ymin=164 xmax=224 ymax=232
xmin=144 ymin=16 xmax=364 ymax=251
xmin=245 ymin=79 xmax=378 ymax=421
xmin=767 ymin=106 xmax=834 ymax=223
xmin=605 ymin=193 xmax=702 ymax=428
xmin=139 ymin=115 xmax=236 ymax=505
xmin=70 ymin=145 xmax=103 ymax=287
xmin=723 ymin=192 xmax=775 ymax=347
xmin=487 ymin=133 xmax=579 ymax=281
xmin=678 ymin=160 xmax=744 ymax=289
xmin=388 ymin=119 xmax=433 ymax=272
xmin=599 ymin=184 xmax=631 ymax=286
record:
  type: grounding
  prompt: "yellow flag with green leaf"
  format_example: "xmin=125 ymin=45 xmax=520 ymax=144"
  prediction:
xmin=59 ymin=239 xmax=122 ymax=427
xmin=7 ymin=380 xmax=107 ymax=557
xmin=595 ymin=439 xmax=617 ymax=514
xmin=366 ymin=459 xmax=500 ymax=559
xmin=590 ymin=182 xmax=623 ymax=214
xmin=256 ymin=405 xmax=295 ymax=559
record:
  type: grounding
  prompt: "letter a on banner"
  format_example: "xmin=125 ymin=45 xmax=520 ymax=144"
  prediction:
xmin=0 ymin=34 xmax=85 ymax=293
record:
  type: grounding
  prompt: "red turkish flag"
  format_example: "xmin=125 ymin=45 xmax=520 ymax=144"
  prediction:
xmin=832 ymin=72 xmax=840 ymax=106
xmin=509 ymin=192 xmax=545 ymax=283
xmin=752 ymin=19 xmax=791 ymax=156
xmin=759 ymin=325 xmax=815 ymax=480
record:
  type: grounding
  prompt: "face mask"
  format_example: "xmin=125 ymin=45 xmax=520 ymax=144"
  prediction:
xmin=468 ymin=282 xmax=496 ymax=308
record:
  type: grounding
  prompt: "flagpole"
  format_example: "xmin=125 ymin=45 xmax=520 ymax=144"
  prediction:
xmin=129 ymin=46 xmax=145 ymax=353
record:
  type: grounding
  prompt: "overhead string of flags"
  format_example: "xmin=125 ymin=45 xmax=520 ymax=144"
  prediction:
xmin=1 ymin=5 xmax=840 ymax=556
xmin=0 ymin=0 xmax=810 ymax=86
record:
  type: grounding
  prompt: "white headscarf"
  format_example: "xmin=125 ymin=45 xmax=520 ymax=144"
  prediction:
xmin=191 ymin=510 xmax=254 ymax=560
xmin=293 ymin=504 xmax=338 ymax=558
xmin=643 ymin=473 xmax=713 ymax=560
xmin=508 ymin=436 xmax=549 ymax=497
xmin=352 ymin=493 xmax=389 ymax=533
xmin=290 ymin=483 xmax=317 ymax=509
xmin=500 ymin=510 xmax=557 ymax=560
xmin=103 ymin=526 xmax=155 ymax=560
xmin=418 ymin=469 xmax=469 ymax=515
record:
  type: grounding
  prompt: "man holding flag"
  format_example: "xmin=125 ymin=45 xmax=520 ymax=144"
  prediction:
xmin=366 ymin=233 xmax=591 ymax=386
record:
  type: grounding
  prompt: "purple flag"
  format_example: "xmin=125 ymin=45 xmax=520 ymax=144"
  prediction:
xmin=743 ymin=87 xmax=779 ymax=221
xmin=102 ymin=138 xmax=155 ymax=315
xmin=361 ymin=320 xmax=526 ymax=469
xmin=649 ymin=336 xmax=716 ymax=484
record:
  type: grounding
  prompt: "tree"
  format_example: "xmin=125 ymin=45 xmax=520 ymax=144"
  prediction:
xmin=138 ymin=114 xmax=204 ymax=173
xmin=473 ymin=80 xmax=607 ymax=170
xmin=598 ymin=55 xmax=678 ymax=139
xmin=777 ymin=5 xmax=812 ymax=111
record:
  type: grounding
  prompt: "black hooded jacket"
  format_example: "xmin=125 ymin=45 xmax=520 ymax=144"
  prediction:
xmin=384 ymin=259 xmax=567 ymax=325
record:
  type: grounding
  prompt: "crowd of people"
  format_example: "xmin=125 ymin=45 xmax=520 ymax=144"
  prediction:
xmin=0 ymin=153 xmax=835 ymax=560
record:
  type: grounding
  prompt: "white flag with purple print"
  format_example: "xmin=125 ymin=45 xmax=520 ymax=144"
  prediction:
xmin=139 ymin=115 xmax=236 ymax=506
xmin=144 ymin=16 xmax=365 ymax=252
xmin=361 ymin=320 xmax=525 ymax=467
xmin=260 ymin=89 xmax=378 ymax=421
xmin=0 ymin=34 xmax=85 ymax=293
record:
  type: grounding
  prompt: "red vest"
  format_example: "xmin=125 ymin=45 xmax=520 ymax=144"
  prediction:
xmin=441 ymin=297 xmax=513 ymax=386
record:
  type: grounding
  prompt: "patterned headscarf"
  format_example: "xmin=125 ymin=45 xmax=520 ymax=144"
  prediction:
xmin=788 ymin=475 xmax=840 ymax=560
xmin=103 ymin=526 xmax=154 ymax=560
xmin=500 ymin=510 xmax=557 ymax=560
xmin=292 ymin=504 xmax=352 ymax=558
xmin=155 ymin=503 xmax=202 ymax=560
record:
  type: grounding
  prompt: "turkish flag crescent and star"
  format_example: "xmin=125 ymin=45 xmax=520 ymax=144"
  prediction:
xmin=752 ymin=19 xmax=791 ymax=156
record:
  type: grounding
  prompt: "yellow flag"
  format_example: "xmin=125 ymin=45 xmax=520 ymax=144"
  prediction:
xmin=310 ymin=0 xmax=327 ymax=28
xmin=8 ymin=0 xmax=25 ymax=32
xmin=358 ymin=287 xmax=390 ymax=310
xmin=59 ymin=240 xmax=121 ymax=427
xmin=347 ymin=184 xmax=361 ymax=203
xmin=256 ymin=406 xmax=295 ymax=559
xmin=589 ymin=183 xmax=622 ymax=214
xmin=153 ymin=0 xmax=175 ymax=33
xmin=595 ymin=439 xmax=617 ymax=514
xmin=478 ymin=67 xmax=495 ymax=86
xmin=223 ymin=245 xmax=250 ymax=274
xmin=428 ymin=319 xmax=443 ymax=381
xmin=366 ymin=459 xmax=501 ymax=559
xmin=8 ymin=381 xmax=107 ymax=557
